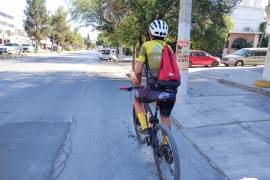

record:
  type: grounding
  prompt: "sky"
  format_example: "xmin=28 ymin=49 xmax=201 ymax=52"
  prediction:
xmin=0 ymin=0 xmax=98 ymax=41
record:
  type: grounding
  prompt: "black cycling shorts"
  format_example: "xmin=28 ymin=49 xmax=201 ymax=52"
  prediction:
xmin=135 ymin=86 xmax=176 ymax=117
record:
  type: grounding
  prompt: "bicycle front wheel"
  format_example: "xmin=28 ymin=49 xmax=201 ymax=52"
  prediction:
xmin=152 ymin=124 xmax=180 ymax=180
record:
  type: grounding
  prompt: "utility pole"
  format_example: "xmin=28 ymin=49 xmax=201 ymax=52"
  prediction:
xmin=176 ymin=0 xmax=192 ymax=95
xmin=256 ymin=1 xmax=270 ymax=87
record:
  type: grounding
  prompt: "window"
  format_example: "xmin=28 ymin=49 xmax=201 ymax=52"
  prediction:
xmin=102 ymin=50 xmax=110 ymax=55
xmin=255 ymin=51 xmax=267 ymax=56
xmin=250 ymin=50 xmax=257 ymax=56
xmin=232 ymin=49 xmax=250 ymax=56
xmin=194 ymin=52 xmax=200 ymax=56
xmin=198 ymin=52 xmax=207 ymax=57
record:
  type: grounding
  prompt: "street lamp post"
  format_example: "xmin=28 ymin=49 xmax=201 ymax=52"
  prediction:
xmin=256 ymin=2 xmax=270 ymax=87
xmin=176 ymin=0 xmax=192 ymax=95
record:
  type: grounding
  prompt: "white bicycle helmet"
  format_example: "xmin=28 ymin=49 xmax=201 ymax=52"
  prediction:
xmin=149 ymin=20 xmax=168 ymax=38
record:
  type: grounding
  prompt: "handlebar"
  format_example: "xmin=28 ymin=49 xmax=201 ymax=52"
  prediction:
xmin=119 ymin=86 xmax=141 ymax=91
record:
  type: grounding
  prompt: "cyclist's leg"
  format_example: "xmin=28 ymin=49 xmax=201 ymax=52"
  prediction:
xmin=133 ymin=98 xmax=148 ymax=130
xmin=161 ymin=116 xmax=172 ymax=129
xmin=159 ymin=100 xmax=176 ymax=144
xmin=159 ymin=100 xmax=175 ymax=129
xmin=134 ymin=98 xmax=145 ymax=114
xmin=134 ymin=86 xmax=156 ymax=130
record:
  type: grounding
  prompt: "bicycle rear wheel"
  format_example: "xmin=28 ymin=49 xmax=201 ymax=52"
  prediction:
xmin=152 ymin=124 xmax=180 ymax=180
xmin=133 ymin=106 xmax=147 ymax=144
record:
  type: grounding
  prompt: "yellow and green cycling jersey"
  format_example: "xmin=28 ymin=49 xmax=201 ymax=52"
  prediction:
xmin=137 ymin=40 xmax=166 ymax=78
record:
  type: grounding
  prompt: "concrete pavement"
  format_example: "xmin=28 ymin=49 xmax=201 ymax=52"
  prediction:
xmin=171 ymin=66 xmax=270 ymax=180
xmin=189 ymin=66 xmax=270 ymax=95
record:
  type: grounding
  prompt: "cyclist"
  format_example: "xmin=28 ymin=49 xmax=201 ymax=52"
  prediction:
xmin=131 ymin=20 xmax=177 ymax=135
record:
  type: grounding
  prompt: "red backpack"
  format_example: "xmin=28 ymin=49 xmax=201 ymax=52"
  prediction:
xmin=155 ymin=45 xmax=181 ymax=92
xmin=159 ymin=45 xmax=181 ymax=81
xmin=145 ymin=44 xmax=181 ymax=92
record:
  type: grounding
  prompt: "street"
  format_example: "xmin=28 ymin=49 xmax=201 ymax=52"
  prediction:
xmin=1 ymin=51 xmax=270 ymax=180
xmin=0 ymin=52 xmax=157 ymax=180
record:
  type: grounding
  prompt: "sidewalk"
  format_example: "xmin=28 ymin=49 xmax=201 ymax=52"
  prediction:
xmin=111 ymin=54 xmax=132 ymax=62
xmin=0 ymin=50 xmax=88 ymax=60
xmin=171 ymin=66 xmax=270 ymax=180
xmin=196 ymin=66 xmax=270 ymax=96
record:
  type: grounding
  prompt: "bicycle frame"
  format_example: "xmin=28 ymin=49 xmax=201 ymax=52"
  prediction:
xmin=120 ymin=86 xmax=162 ymax=129
xmin=144 ymin=102 xmax=159 ymax=128
xmin=120 ymin=85 xmax=180 ymax=179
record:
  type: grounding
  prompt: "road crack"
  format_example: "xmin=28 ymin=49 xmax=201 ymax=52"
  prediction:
xmin=51 ymin=113 xmax=76 ymax=180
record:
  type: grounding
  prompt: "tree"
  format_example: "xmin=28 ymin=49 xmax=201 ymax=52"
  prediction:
xmin=24 ymin=0 xmax=49 ymax=50
xmin=86 ymin=34 xmax=91 ymax=49
xmin=49 ymin=7 xmax=69 ymax=50
xmin=65 ymin=29 xmax=85 ymax=50
xmin=96 ymin=34 xmax=105 ymax=46
xmin=258 ymin=21 xmax=269 ymax=48
xmin=70 ymin=0 xmax=239 ymax=53
xmin=190 ymin=0 xmax=237 ymax=51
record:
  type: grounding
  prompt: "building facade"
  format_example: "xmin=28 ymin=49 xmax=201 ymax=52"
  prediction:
xmin=0 ymin=11 xmax=15 ymax=45
xmin=226 ymin=0 xmax=265 ymax=54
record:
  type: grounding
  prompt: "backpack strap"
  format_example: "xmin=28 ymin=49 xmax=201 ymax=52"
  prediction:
xmin=156 ymin=40 xmax=167 ymax=78
xmin=144 ymin=55 xmax=153 ymax=79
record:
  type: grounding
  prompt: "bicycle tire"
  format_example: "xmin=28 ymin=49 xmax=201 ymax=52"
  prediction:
xmin=152 ymin=124 xmax=180 ymax=180
xmin=133 ymin=106 xmax=147 ymax=144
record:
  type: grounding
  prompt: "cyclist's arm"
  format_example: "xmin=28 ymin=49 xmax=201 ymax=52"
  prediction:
xmin=133 ymin=62 xmax=144 ymax=85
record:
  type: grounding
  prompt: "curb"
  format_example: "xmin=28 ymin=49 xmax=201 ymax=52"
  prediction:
xmin=0 ymin=54 xmax=26 ymax=60
xmin=255 ymin=80 xmax=270 ymax=88
xmin=218 ymin=79 xmax=270 ymax=97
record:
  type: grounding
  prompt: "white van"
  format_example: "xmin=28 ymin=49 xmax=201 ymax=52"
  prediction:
xmin=222 ymin=48 xmax=267 ymax=66
xmin=99 ymin=48 xmax=111 ymax=60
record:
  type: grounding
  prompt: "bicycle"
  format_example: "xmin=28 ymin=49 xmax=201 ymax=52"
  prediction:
xmin=120 ymin=86 xmax=180 ymax=180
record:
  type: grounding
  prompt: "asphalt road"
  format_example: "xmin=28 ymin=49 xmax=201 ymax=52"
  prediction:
xmin=1 ymin=51 xmax=270 ymax=180
xmin=0 ymin=52 xmax=158 ymax=180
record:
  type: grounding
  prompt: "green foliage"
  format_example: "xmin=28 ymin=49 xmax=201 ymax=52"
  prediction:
xmin=191 ymin=0 xmax=237 ymax=51
xmin=258 ymin=21 xmax=269 ymax=47
xmin=47 ymin=7 xmax=85 ymax=51
xmin=70 ymin=0 xmax=239 ymax=52
xmin=49 ymin=7 xmax=69 ymax=49
xmin=96 ymin=34 xmax=105 ymax=46
xmin=85 ymin=34 xmax=91 ymax=49
xmin=24 ymin=0 xmax=49 ymax=49
xmin=65 ymin=29 xmax=85 ymax=50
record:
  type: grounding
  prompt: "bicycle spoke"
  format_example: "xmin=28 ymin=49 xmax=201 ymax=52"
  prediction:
xmin=166 ymin=163 xmax=175 ymax=176
xmin=153 ymin=124 xmax=180 ymax=180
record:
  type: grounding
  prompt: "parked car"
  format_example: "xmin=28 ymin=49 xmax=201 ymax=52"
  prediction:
xmin=99 ymin=48 xmax=111 ymax=60
xmin=189 ymin=50 xmax=220 ymax=67
xmin=0 ymin=43 xmax=21 ymax=54
xmin=222 ymin=48 xmax=267 ymax=66
xmin=21 ymin=43 xmax=35 ymax=52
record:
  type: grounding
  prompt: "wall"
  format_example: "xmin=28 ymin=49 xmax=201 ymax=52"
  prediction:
xmin=232 ymin=1 xmax=265 ymax=32
xmin=0 ymin=11 xmax=15 ymax=44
